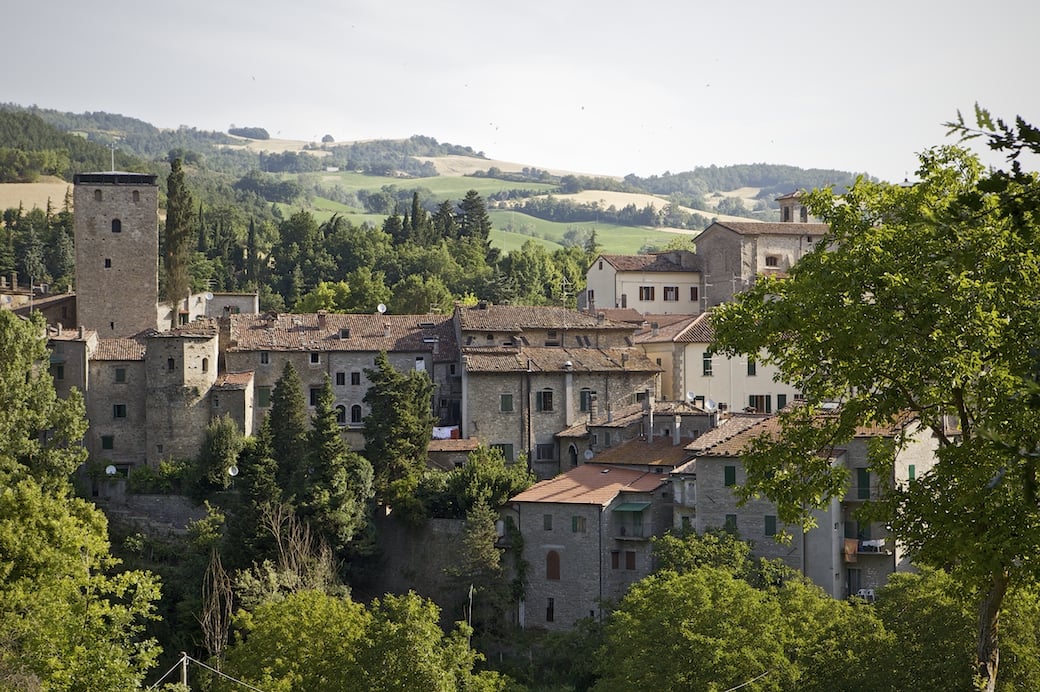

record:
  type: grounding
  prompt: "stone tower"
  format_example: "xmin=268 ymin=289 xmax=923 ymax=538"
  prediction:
xmin=73 ymin=172 xmax=160 ymax=336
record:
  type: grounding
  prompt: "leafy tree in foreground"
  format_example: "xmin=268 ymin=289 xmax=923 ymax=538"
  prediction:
xmin=710 ymin=143 xmax=1040 ymax=690
xmin=0 ymin=311 xmax=161 ymax=688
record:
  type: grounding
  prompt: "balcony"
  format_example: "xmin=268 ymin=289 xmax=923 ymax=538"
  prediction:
xmin=843 ymin=538 xmax=892 ymax=562
xmin=614 ymin=523 xmax=648 ymax=540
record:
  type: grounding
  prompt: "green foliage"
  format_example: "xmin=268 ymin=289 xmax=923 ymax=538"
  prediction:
xmin=228 ymin=126 xmax=270 ymax=140
xmin=269 ymin=361 xmax=309 ymax=492
xmin=652 ymin=528 xmax=793 ymax=589
xmin=362 ymin=352 xmax=436 ymax=511
xmin=162 ymin=158 xmax=195 ymax=305
xmin=199 ymin=414 xmax=245 ymax=489
xmin=419 ymin=445 xmax=536 ymax=520
xmin=125 ymin=459 xmax=193 ymax=495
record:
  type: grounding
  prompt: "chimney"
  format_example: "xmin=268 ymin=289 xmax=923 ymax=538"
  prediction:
xmin=317 ymin=310 xmax=327 ymax=328
xmin=383 ymin=322 xmax=391 ymax=337
xmin=78 ymin=326 xmax=85 ymax=339
xmin=588 ymin=293 xmax=596 ymax=312
xmin=588 ymin=393 xmax=598 ymax=422
xmin=56 ymin=324 xmax=63 ymax=336
xmin=673 ymin=414 xmax=682 ymax=446
xmin=597 ymin=312 xmax=605 ymax=324
xmin=607 ymin=403 xmax=613 ymax=423
xmin=651 ymin=321 xmax=659 ymax=337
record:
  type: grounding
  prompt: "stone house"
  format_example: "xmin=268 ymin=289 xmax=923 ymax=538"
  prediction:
xmin=584 ymin=250 xmax=702 ymax=314
xmin=503 ymin=463 xmax=671 ymax=631
xmin=456 ymin=302 xmax=660 ymax=478
xmin=677 ymin=410 xmax=936 ymax=598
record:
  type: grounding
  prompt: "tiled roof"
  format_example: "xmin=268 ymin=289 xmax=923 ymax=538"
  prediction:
xmin=145 ymin=318 xmax=220 ymax=339
xmin=509 ymin=464 xmax=664 ymax=506
xmin=704 ymin=221 xmax=828 ymax=237
xmin=598 ymin=251 xmax=702 ymax=273
xmin=428 ymin=438 xmax=482 ymax=453
xmin=227 ymin=312 xmax=457 ymax=361
xmin=93 ymin=338 xmax=146 ymax=361
xmin=588 ymin=435 xmax=696 ymax=468
xmin=684 ymin=413 xmax=774 ymax=456
xmin=455 ymin=303 xmax=634 ymax=332
xmin=48 ymin=326 xmax=95 ymax=342
xmin=674 ymin=311 xmax=715 ymax=343
xmin=634 ymin=313 xmax=704 ymax=344
xmin=586 ymin=308 xmax=646 ymax=324
xmin=462 ymin=346 xmax=659 ymax=374
xmin=214 ymin=371 xmax=254 ymax=389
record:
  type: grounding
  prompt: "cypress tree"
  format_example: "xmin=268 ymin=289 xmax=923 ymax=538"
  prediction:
xmin=269 ymin=361 xmax=308 ymax=493
xmin=162 ymin=158 xmax=194 ymax=305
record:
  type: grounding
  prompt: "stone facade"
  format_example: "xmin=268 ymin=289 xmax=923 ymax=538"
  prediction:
xmin=73 ymin=173 xmax=159 ymax=337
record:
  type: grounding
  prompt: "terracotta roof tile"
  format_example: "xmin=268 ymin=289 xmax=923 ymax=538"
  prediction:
xmin=588 ymin=435 xmax=695 ymax=468
xmin=462 ymin=346 xmax=659 ymax=374
xmin=586 ymin=308 xmax=646 ymax=324
xmin=145 ymin=318 xmax=220 ymax=339
xmin=509 ymin=464 xmax=665 ymax=506
xmin=227 ymin=312 xmax=457 ymax=361
xmin=214 ymin=371 xmax=254 ymax=389
xmin=428 ymin=438 xmax=482 ymax=453
xmin=598 ymin=251 xmax=702 ymax=273
xmin=674 ymin=311 xmax=715 ymax=343
xmin=684 ymin=413 xmax=774 ymax=456
xmin=455 ymin=303 xmax=634 ymax=332
xmin=93 ymin=338 xmax=146 ymax=361
xmin=634 ymin=313 xmax=704 ymax=344
xmin=705 ymin=221 xmax=828 ymax=237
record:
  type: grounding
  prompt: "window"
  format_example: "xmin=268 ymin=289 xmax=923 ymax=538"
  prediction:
xmin=351 ymin=405 xmax=363 ymax=424
xmin=351 ymin=371 xmax=361 ymax=385
xmin=257 ymin=386 xmax=271 ymax=407
xmin=857 ymin=468 xmax=871 ymax=499
xmin=310 ymin=352 xmax=320 ymax=365
xmin=747 ymin=357 xmax=756 ymax=376
xmin=450 ymin=363 xmax=456 ymax=375
xmin=598 ymin=260 xmax=604 ymax=270
xmin=546 ymin=598 xmax=555 ymax=623
xmin=339 ymin=328 xmax=351 ymax=339
xmin=101 ymin=435 xmax=114 ymax=450
xmin=259 ymin=351 xmax=270 ymax=365
xmin=724 ymin=514 xmax=738 ymax=532
xmin=783 ymin=206 xmax=792 ymax=222
xmin=201 ymin=357 xmax=209 ymax=373
xmin=132 ymin=190 xmax=140 ymax=203
xmin=663 ymin=286 xmax=679 ymax=301
xmin=336 ymin=405 xmax=346 ymax=426
xmin=690 ymin=286 xmax=699 ymax=302
xmin=492 ymin=443 xmax=514 ymax=462
xmin=765 ymin=515 xmax=777 ymax=536
xmin=104 ymin=258 xmax=112 ymax=268
xmin=748 ymin=395 xmax=772 ymax=414
xmin=579 ymin=389 xmax=596 ymax=412
xmin=800 ymin=206 xmax=808 ymax=222
xmin=310 ymin=387 xmax=321 ymax=406
xmin=536 ymin=443 xmax=555 ymax=461
xmin=638 ymin=286 xmax=655 ymax=301
xmin=765 ymin=255 xmax=779 ymax=268
xmin=908 ymin=464 xmax=916 ymax=481
xmin=500 ymin=393 xmax=514 ymax=412
xmin=167 ymin=358 xmax=175 ymax=372
xmin=777 ymin=394 xmax=787 ymax=410
xmin=572 ymin=516 xmax=586 ymax=533
xmin=611 ymin=551 xmax=620 ymax=569
xmin=336 ymin=371 xmax=346 ymax=386
xmin=415 ymin=356 xmax=425 ymax=372
xmin=702 ymin=351 xmax=713 ymax=377
xmin=53 ymin=364 xmax=65 ymax=380
xmin=111 ymin=219 xmax=122 ymax=233
xmin=212 ymin=396 xmax=220 ymax=408
xmin=724 ymin=465 xmax=736 ymax=487
xmin=543 ymin=514 xmax=553 ymax=531
xmin=625 ymin=550 xmax=636 ymax=570
xmin=178 ymin=313 xmax=189 ymax=325
xmin=93 ymin=189 xmax=102 ymax=201
xmin=546 ymin=550 xmax=560 ymax=580
xmin=587 ymin=289 xmax=594 ymax=304
xmin=536 ymin=389 xmax=554 ymax=412
xmin=115 ymin=367 xmax=126 ymax=383
xmin=113 ymin=404 xmax=127 ymax=419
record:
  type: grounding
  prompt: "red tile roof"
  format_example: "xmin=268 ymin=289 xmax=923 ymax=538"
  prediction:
xmin=93 ymin=338 xmax=146 ymax=361
xmin=509 ymin=464 xmax=665 ymax=506
xmin=227 ymin=312 xmax=457 ymax=361
xmin=704 ymin=221 xmax=828 ymax=237
xmin=588 ymin=435 xmax=695 ymax=468
xmin=214 ymin=371 xmax=254 ymax=389
xmin=598 ymin=251 xmax=702 ymax=273
xmin=428 ymin=438 xmax=482 ymax=453
xmin=462 ymin=346 xmax=659 ymax=374
xmin=455 ymin=303 xmax=634 ymax=332
xmin=634 ymin=313 xmax=704 ymax=344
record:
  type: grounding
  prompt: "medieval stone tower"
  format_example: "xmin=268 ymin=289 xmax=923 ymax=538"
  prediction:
xmin=73 ymin=172 xmax=160 ymax=336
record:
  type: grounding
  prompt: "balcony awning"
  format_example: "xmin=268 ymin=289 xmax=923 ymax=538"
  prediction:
xmin=612 ymin=501 xmax=651 ymax=512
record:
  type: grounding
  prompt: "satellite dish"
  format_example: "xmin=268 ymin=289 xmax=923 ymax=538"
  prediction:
xmin=686 ymin=391 xmax=696 ymax=401
xmin=105 ymin=464 xmax=117 ymax=476
xmin=377 ymin=303 xmax=387 ymax=314
xmin=705 ymin=398 xmax=718 ymax=412
xmin=204 ymin=292 xmax=214 ymax=300
xmin=228 ymin=465 xmax=239 ymax=477
xmin=583 ymin=449 xmax=594 ymax=460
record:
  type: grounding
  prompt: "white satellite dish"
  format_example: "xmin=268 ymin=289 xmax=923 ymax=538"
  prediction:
xmin=227 ymin=465 xmax=239 ymax=477
xmin=686 ymin=391 xmax=696 ymax=401
xmin=705 ymin=398 xmax=718 ymax=412
xmin=583 ymin=449 xmax=594 ymax=460
xmin=105 ymin=464 xmax=117 ymax=476
xmin=377 ymin=303 xmax=387 ymax=314
xmin=204 ymin=292 xmax=214 ymax=300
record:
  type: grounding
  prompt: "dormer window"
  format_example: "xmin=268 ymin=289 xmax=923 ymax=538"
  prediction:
xmin=340 ymin=328 xmax=351 ymax=339
xmin=545 ymin=330 xmax=559 ymax=346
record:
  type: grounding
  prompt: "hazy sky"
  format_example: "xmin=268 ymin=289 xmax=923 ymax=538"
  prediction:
xmin=6 ymin=1 xmax=1038 ymax=182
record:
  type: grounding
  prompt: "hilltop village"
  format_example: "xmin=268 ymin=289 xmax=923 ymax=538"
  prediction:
xmin=3 ymin=173 xmax=929 ymax=635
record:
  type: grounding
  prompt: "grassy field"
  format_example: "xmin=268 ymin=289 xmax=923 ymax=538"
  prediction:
xmin=489 ymin=210 xmax=689 ymax=254
xmin=307 ymin=171 xmax=556 ymax=199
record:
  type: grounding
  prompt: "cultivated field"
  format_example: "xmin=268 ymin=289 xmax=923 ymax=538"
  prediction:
xmin=0 ymin=177 xmax=72 ymax=212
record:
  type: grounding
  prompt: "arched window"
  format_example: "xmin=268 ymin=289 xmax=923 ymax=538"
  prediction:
xmin=111 ymin=219 xmax=122 ymax=233
xmin=336 ymin=405 xmax=347 ymax=426
xmin=351 ymin=405 xmax=363 ymax=424
xmin=546 ymin=550 xmax=560 ymax=580
xmin=568 ymin=444 xmax=578 ymax=467
xmin=132 ymin=190 xmax=140 ymax=203
xmin=201 ymin=357 xmax=209 ymax=373
xmin=94 ymin=189 xmax=102 ymax=201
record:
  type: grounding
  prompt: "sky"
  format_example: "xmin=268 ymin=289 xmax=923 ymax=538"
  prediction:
xmin=5 ymin=1 xmax=1039 ymax=183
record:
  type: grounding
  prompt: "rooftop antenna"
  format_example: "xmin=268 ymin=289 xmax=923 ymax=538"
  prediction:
xmin=110 ymin=141 xmax=116 ymax=171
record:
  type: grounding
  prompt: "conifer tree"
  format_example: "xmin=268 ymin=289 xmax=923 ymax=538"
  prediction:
xmin=269 ymin=361 xmax=308 ymax=492
xmin=162 ymin=157 xmax=194 ymax=306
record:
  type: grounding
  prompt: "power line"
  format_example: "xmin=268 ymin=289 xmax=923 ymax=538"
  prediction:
xmin=147 ymin=652 xmax=268 ymax=692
